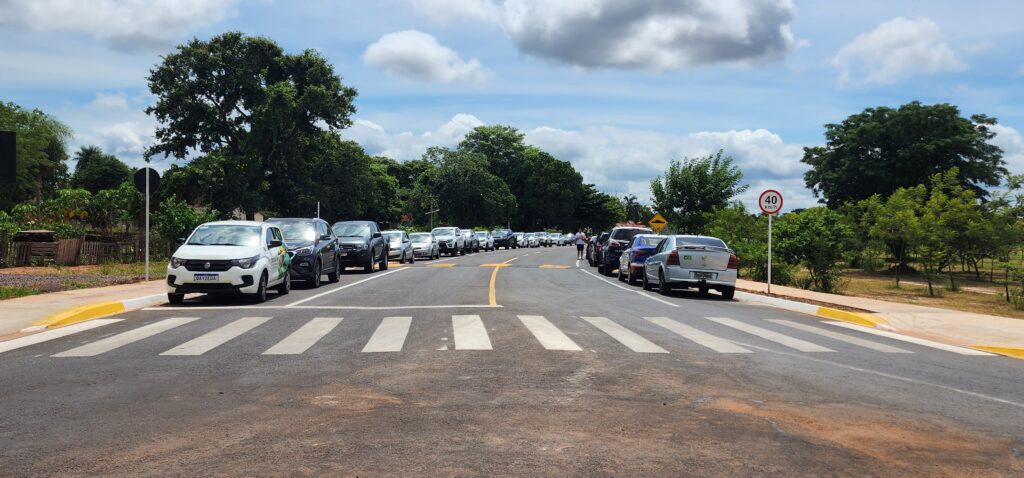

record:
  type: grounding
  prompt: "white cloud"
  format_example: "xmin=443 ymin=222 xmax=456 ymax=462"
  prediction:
xmin=0 ymin=0 xmax=238 ymax=51
xmin=832 ymin=17 xmax=965 ymax=86
xmin=363 ymin=30 xmax=493 ymax=85
xmin=990 ymin=124 xmax=1024 ymax=174
xmin=345 ymin=113 xmax=485 ymax=160
xmin=88 ymin=92 xmax=129 ymax=111
xmin=409 ymin=0 xmax=799 ymax=70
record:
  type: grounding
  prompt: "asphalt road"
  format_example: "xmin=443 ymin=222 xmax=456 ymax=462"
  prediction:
xmin=1 ymin=246 xmax=1023 ymax=476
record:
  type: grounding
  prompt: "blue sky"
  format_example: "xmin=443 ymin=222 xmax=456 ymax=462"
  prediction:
xmin=2 ymin=0 xmax=1023 ymax=211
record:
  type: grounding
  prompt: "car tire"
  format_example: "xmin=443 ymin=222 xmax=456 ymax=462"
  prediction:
xmin=380 ymin=251 xmax=389 ymax=270
xmin=603 ymin=262 xmax=614 ymax=277
xmin=617 ymin=266 xmax=626 ymax=282
xmin=658 ymin=269 xmax=671 ymax=296
xmin=364 ymin=251 xmax=374 ymax=273
xmin=327 ymin=257 xmax=340 ymax=283
xmin=168 ymin=293 xmax=184 ymax=305
xmin=277 ymin=272 xmax=291 ymax=295
xmin=642 ymin=270 xmax=653 ymax=291
xmin=408 ymin=251 xmax=415 ymax=264
xmin=252 ymin=272 xmax=268 ymax=303
xmin=597 ymin=263 xmax=605 ymax=275
xmin=459 ymin=248 xmax=465 ymax=256
xmin=627 ymin=269 xmax=638 ymax=286
xmin=311 ymin=260 xmax=322 ymax=288
xmin=721 ymin=286 xmax=735 ymax=300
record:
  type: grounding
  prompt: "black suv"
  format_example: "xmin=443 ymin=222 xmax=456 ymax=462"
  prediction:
xmin=598 ymin=226 xmax=653 ymax=276
xmin=491 ymin=229 xmax=516 ymax=250
xmin=332 ymin=220 xmax=389 ymax=273
xmin=266 ymin=218 xmax=340 ymax=288
xmin=587 ymin=231 xmax=609 ymax=267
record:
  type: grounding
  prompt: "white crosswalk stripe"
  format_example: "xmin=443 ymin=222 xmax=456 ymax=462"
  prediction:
xmin=707 ymin=317 xmax=835 ymax=352
xmin=161 ymin=316 xmax=271 ymax=356
xmin=826 ymin=321 xmax=995 ymax=356
xmin=54 ymin=317 xmax=200 ymax=357
xmin=0 ymin=319 xmax=122 ymax=355
xmin=518 ymin=315 xmax=582 ymax=351
xmin=362 ymin=316 xmax=412 ymax=352
xmin=644 ymin=316 xmax=752 ymax=353
xmin=263 ymin=317 xmax=342 ymax=355
xmin=452 ymin=314 xmax=492 ymax=350
xmin=768 ymin=319 xmax=911 ymax=353
xmin=581 ymin=316 xmax=668 ymax=353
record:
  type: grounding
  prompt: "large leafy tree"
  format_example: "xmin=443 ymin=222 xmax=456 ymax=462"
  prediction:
xmin=515 ymin=147 xmax=583 ymax=230
xmin=803 ymin=101 xmax=1005 ymax=207
xmin=71 ymin=146 xmax=131 ymax=193
xmin=650 ymin=150 xmax=747 ymax=233
xmin=574 ymin=183 xmax=625 ymax=232
xmin=417 ymin=148 xmax=516 ymax=227
xmin=0 ymin=102 xmax=72 ymax=209
xmin=459 ymin=125 xmax=526 ymax=184
xmin=774 ymin=207 xmax=856 ymax=293
xmin=145 ymin=32 xmax=357 ymax=219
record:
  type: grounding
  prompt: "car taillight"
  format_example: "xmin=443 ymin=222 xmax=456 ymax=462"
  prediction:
xmin=728 ymin=254 xmax=739 ymax=269
xmin=667 ymin=250 xmax=680 ymax=265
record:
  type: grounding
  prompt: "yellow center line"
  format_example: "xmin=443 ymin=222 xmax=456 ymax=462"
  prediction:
xmin=428 ymin=263 xmax=456 ymax=268
xmin=488 ymin=257 xmax=518 ymax=306
xmin=539 ymin=264 xmax=569 ymax=269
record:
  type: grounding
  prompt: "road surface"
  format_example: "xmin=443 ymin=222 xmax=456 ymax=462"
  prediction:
xmin=1 ymin=247 xmax=1022 ymax=476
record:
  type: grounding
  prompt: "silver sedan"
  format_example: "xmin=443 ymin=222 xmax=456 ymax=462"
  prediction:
xmin=409 ymin=232 xmax=440 ymax=260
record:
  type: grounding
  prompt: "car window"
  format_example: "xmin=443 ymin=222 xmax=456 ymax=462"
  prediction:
xmin=265 ymin=228 xmax=275 ymax=246
xmin=383 ymin=231 xmax=402 ymax=241
xmin=676 ymin=236 xmax=729 ymax=250
xmin=317 ymin=221 xmax=329 ymax=238
xmin=410 ymin=233 xmax=430 ymax=243
xmin=187 ymin=224 xmax=261 ymax=247
xmin=334 ymin=223 xmax=371 ymax=238
xmin=272 ymin=220 xmax=317 ymax=242
xmin=610 ymin=228 xmax=651 ymax=241
xmin=637 ymin=236 xmax=662 ymax=247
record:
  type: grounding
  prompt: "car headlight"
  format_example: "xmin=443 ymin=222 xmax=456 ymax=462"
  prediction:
xmin=170 ymin=256 xmax=184 ymax=268
xmin=231 ymin=255 xmax=260 ymax=269
xmin=291 ymin=246 xmax=314 ymax=255
xmin=354 ymin=243 xmax=368 ymax=250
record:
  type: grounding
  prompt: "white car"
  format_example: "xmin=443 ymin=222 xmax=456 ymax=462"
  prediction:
xmin=641 ymin=234 xmax=738 ymax=300
xmin=167 ymin=221 xmax=291 ymax=304
xmin=475 ymin=231 xmax=494 ymax=251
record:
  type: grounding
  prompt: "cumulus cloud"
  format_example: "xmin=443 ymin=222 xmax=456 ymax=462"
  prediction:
xmin=363 ymin=30 xmax=493 ymax=85
xmin=88 ymin=92 xmax=129 ymax=111
xmin=832 ymin=17 xmax=964 ymax=86
xmin=0 ymin=0 xmax=238 ymax=51
xmin=409 ymin=0 xmax=799 ymax=70
xmin=990 ymin=124 xmax=1024 ymax=174
xmin=345 ymin=114 xmax=485 ymax=160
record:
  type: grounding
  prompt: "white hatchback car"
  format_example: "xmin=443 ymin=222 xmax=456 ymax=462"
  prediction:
xmin=167 ymin=221 xmax=291 ymax=304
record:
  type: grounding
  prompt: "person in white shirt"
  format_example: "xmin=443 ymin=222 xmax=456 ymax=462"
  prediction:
xmin=574 ymin=229 xmax=587 ymax=260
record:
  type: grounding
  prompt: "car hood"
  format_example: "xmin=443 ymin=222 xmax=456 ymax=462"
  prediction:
xmin=338 ymin=237 xmax=370 ymax=246
xmin=173 ymin=244 xmax=261 ymax=260
xmin=285 ymin=240 xmax=314 ymax=251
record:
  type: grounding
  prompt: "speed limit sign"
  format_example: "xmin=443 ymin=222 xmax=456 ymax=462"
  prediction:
xmin=759 ymin=189 xmax=783 ymax=215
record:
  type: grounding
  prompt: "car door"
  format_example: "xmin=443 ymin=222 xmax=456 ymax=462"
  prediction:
xmin=402 ymin=232 xmax=410 ymax=255
xmin=318 ymin=221 xmax=336 ymax=268
xmin=265 ymin=227 xmax=281 ymax=283
xmin=646 ymin=237 xmax=671 ymax=282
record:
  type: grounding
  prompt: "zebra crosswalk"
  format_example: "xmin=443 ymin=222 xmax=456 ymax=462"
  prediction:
xmin=0 ymin=313 xmax=998 ymax=359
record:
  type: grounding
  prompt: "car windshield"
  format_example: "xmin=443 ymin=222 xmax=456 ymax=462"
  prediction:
xmin=475 ymin=232 xmax=487 ymax=237
xmin=270 ymin=220 xmax=316 ymax=242
xmin=187 ymin=224 xmax=261 ymax=246
xmin=677 ymin=236 xmax=729 ymax=250
xmin=635 ymin=236 xmax=662 ymax=247
xmin=432 ymin=228 xmax=456 ymax=236
xmin=610 ymin=228 xmax=650 ymax=241
xmin=383 ymin=231 xmax=403 ymax=242
xmin=410 ymin=233 xmax=430 ymax=243
xmin=333 ymin=223 xmax=371 ymax=238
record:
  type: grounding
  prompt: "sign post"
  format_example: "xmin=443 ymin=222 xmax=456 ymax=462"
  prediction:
xmin=758 ymin=189 xmax=783 ymax=294
xmin=134 ymin=168 xmax=160 ymax=282
xmin=648 ymin=213 xmax=668 ymax=233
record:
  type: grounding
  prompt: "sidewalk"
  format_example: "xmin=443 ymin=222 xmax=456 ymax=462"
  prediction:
xmin=0 ymin=280 xmax=168 ymax=339
xmin=737 ymin=279 xmax=1024 ymax=350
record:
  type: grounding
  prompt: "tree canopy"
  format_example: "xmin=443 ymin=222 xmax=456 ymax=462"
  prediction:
xmin=0 ymin=101 xmax=72 ymax=209
xmin=650 ymin=150 xmax=747 ymax=233
xmin=71 ymin=146 xmax=132 ymax=193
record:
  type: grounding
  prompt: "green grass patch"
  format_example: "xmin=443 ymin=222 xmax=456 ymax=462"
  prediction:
xmin=0 ymin=286 xmax=41 ymax=300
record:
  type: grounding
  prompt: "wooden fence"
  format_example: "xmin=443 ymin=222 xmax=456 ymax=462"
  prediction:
xmin=1 ymin=235 xmax=146 ymax=267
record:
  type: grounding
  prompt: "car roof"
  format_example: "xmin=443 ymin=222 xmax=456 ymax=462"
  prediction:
xmin=381 ymin=229 xmax=405 ymax=233
xmin=201 ymin=220 xmax=265 ymax=227
xmin=334 ymin=220 xmax=374 ymax=225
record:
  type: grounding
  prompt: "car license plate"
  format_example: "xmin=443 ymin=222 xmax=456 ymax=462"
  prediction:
xmin=693 ymin=271 xmax=716 ymax=280
xmin=340 ymin=252 xmax=348 ymax=257
xmin=194 ymin=273 xmax=219 ymax=281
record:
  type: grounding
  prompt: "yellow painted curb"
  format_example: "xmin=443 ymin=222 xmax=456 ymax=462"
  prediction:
xmin=815 ymin=306 xmax=887 ymax=328
xmin=35 ymin=301 xmax=126 ymax=329
xmin=970 ymin=346 xmax=1024 ymax=360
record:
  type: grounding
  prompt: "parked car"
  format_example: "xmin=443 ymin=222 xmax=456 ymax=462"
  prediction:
xmin=549 ymin=232 xmax=564 ymax=246
xmin=462 ymin=229 xmax=480 ymax=253
xmin=534 ymin=232 xmax=549 ymax=247
xmin=383 ymin=230 xmax=415 ymax=264
xmin=409 ymin=232 xmax=440 ymax=259
xmin=475 ymin=230 xmax=494 ymax=251
xmin=266 ymin=217 xmax=340 ymax=288
xmin=641 ymin=235 xmax=738 ymax=299
xmin=432 ymin=226 xmax=464 ymax=256
xmin=167 ymin=220 xmax=291 ymax=304
xmin=512 ymin=232 xmax=525 ymax=248
xmin=524 ymin=232 xmax=538 ymax=247
xmin=617 ymin=234 xmax=664 ymax=285
xmin=598 ymin=226 xmax=653 ymax=276
xmin=492 ymin=229 xmax=516 ymax=249
xmin=587 ymin=232 xmax=610 ymax=267
xmin=332 ymin=220 xmax=389 ymax=272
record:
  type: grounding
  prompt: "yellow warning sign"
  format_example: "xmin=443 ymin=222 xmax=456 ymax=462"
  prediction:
xmin=648 ymin=213 xmax=668 ymax=232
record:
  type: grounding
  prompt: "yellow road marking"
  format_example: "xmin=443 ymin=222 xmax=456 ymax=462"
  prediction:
xmin=488 ymin=257 xmax=518 ymax=306
xmin=428 ymin=263 xmax=456 ymax=268
xmin=480 ymin=263 xmax=511 ymax=267
xmin=539 ymin=264 xmax=569 ymax=269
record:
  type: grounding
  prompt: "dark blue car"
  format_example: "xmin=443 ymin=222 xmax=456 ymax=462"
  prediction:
xmin=617 ymin=234 xmax=664 ymax=285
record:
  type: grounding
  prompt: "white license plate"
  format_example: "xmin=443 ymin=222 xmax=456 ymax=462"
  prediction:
xmin=194 ymin=273 xmax=219 ymax=281
xmin=340 ymin=252 xmax=348 ymax=257
xmin=692 ymin=271 xmax=716 ymax=280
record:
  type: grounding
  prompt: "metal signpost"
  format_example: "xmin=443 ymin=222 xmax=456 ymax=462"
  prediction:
xmin=648 ymin=213 xmax=668 ymax=233
xmin=133 ymin=168 xmax=160 ymax=281
xmin=758 ymin=189 xmax=783 ymax=294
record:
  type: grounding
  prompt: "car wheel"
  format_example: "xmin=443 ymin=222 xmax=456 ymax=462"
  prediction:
xmin=364 ymin=251 xmax=375 ymax=273
xmin=459 ymin=248 xmax=465 ymax=256
xmin=721 ymin=286 xmax=735 ymax=300
xmin=168 ymin=293 xmax=184 ymax=305
xmin=277 ymin=272 xmax=291 ymax=295
xmin=617 ymin=267 xmax=626 ymax=282
xmin=627 ymin=269 xmax=638 ymax=286
xmin=408 ymin=251 xmax=415 ymax=264
xmin=642 ymin=270 xmax=652 ymax=291
xmin=252 ymin=272 xmax=268 ymax=303
xmin=327 ymin=257 xmax=340 ymax=283
xmin=380 ymin=251 xmax=389 ymax=270
xmin=603 ymin=262 xmax=614 ymax=277
xmin=597 ymin=262 xmax=605 ymax=275
xmin=658 ymin=269 xmax=670 ymax=296
xmin=311 ymin=260 xmax=322 ymax=288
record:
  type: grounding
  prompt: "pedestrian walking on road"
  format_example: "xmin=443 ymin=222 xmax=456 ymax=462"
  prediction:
xmin=574 ymin=229 xmax=587 ymax=260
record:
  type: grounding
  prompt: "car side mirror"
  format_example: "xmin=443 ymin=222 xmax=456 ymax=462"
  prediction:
xmin=176 ymin=237 xmax=186 ymax=244
xmin=373 ymin=232 xmax=382 ymax=238
xmin=320 ymin=234 xmax=332 ymax=241
xmin=269 ymin=239 xmax=283 ymax=248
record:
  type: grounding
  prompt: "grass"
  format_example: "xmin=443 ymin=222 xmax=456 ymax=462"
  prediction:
xmin=837 ymin=270 xmax=1024 ymax=320
xmin=0 ymin=286 xmax=41 ymax=300
xmin=0 ymin=261 xmax=167 ymax=301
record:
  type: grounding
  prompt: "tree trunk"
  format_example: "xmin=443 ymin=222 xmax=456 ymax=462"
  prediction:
xmin=895 ymin=246 xmax=904 ymax=288
xmin=948 ymin=268 xmax=956 ymax=291
xmin=926 ymin=267 xmax=934 ymax=297
xmin=245 ymin=209 xmax=255 ymax=221
xmin=1005 ymin=266 xmax=1011 ymax=303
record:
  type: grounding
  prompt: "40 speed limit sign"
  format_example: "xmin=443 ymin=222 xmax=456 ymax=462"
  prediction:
xmin=759 ymin=189 xmax=783 ymax=215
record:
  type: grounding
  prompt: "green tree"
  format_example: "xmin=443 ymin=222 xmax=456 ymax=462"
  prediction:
xmin=516 ymin=147 xmax=582 ymax=230
xmin=89 ymin=182 xmax=143 ymax=234
xmin=458 ymin=125 xmax=526 ymax=184
xmin=621 ymin=194 xmax=653 ymax=224
xmin=774 ymin=207 xmax=855 ymax=292
xmin=154 ymin=195 xmax=220 ymax=245
xmin=71 ymin=146 xmax=131 ymax=193
xmin=0 ymin=102 xmax=72 ymax=209
xmin=419 ymin=148 xmax=517 ymax=227
xmin=705 ymin=202 xmax=793 ymax=285
xmin=145 ymin=32 xmax=358 ymax=219
xmin=650 ymin=150 xmax=747 ymax=233
xmin=858 ymin=186 xmax=926 ymax=286
xmin=574 ymin=183 xmax=625 ymax=232
xmin=803 ymin=101 xmax=1005 ymax=207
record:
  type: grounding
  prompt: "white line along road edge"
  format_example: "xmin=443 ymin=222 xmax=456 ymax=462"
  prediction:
xmin=285 ymin=267 xmax=408 ymax=307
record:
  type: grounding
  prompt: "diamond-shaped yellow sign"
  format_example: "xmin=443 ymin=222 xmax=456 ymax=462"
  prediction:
xmin=648 ymin=213 xmax=668 ymax=232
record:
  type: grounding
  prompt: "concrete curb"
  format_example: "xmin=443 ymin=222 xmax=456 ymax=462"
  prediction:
xmin=969 ymin=346 xmax=1024 ymax=360
xmin=734 ymin=291 xmax=892 ymax=330
xmin=27 ymin=293 xmax=168 ymax=331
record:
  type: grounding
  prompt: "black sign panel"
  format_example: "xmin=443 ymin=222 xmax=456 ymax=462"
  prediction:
xmin=133 ymin=167 xmax=160 ymax=194
xmin=0 ymin=131 xmax=15 ymax=184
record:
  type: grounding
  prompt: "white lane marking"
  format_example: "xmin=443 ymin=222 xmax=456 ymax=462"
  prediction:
xmin=452 ymin=314 xmax=492 ymax=350
xmin=505 ymin=256 xmax=519 ymax=263
xmin=578 ymin=269 xmax=679 ymax=308
xmin=644 ymin=316 xmax=752 ymax=354
xmin=707 ymin=317 xmax=834 ymax=353
xmin=53 ymin=317 xmax=200 ymax=357
xmin=161 ymin=316 xmax=271 ymax=356
xmin=0 ymin=319 xmax=123 ymax=355
xmin=285 ymin=267 xmax=408 ymax=307
xmin=148 ymin=304 xmax=500 ymax=311
xmin=262 ymin=317 xmax=342 ymax=355
xmin=581 ymin=316 xmax=668 ymax=354
xmin=518 ymin=315 xmax=582 ymax=351
xmin=362 ymin=316 xmax=412 ymax=352
xmin=769 ymin=319 xmax=911 ymax=354
xmin=826 ymin=321 xmax=995 ymax=356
